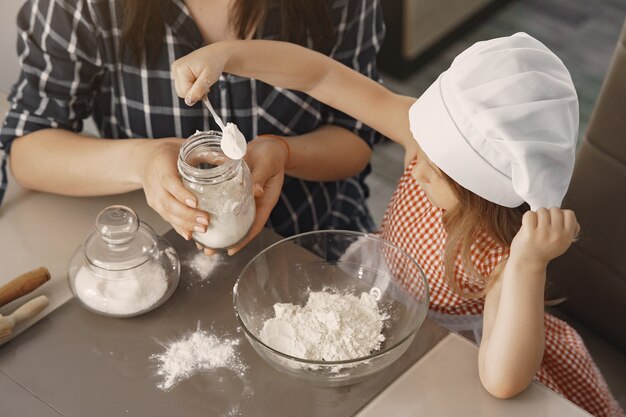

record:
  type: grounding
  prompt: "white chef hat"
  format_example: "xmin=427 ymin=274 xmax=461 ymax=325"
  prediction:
xmin=408 ymin=32 xmax=579 ymax=210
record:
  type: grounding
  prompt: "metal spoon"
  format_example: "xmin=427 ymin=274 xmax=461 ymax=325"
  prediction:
xmin=202 ymin=95 xmax=226 ymax=130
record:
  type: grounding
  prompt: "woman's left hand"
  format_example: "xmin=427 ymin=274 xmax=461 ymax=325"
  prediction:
xmin=209 ymin=136 xmax=288 ymax=256
xmin=509 ymin=207 xmax=580 ymax=270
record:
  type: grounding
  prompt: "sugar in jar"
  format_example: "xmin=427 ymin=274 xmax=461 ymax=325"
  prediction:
xmin=67 ymin=205 xmax=180 ymax=317
xmin=177 ymin=130 xmax=255 ymax=250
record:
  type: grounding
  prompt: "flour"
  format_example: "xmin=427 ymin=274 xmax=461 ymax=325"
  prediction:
xmin=152 ymin=326 xmax=247 ymax=391
xmin=220 ymin=123 xmax=247 ymax=160
xmin=185 ymin=252 xmax=222 ymax=286
xmin=73 ymin=263 xmax=168 ymax=315
xmin=191 ymin=166 xmax=255 ymax=249
xmin=182 ymin=131 xmax=254 ymax=250
xmin=260 ymin=291 xmax=387 ymax=361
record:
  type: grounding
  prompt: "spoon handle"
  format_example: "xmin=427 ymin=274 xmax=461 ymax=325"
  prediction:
xmin=202 ymin=95 xmax=226 ymax=130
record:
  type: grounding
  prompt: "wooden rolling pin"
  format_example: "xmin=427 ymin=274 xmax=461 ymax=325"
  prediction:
xmin=0 ymin=295 xmax=49 ymax=341
xmin=0 ymin=267 xmax=50 ymax=308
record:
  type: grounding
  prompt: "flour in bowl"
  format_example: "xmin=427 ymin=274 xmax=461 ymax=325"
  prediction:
xmin=259 ymin=291 xmax=387 ymax=361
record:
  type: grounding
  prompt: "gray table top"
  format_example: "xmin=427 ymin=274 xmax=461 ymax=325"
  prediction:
xmin=0 ymin=229 xmax=448 ymax=417
xmin=0 ymin=371 xmax=63 ymax=417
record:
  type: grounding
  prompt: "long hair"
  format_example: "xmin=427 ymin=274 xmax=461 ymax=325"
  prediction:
xmin=441 ymin=173 xmax=529 ymax=298
xmin=122 ymin=0 xmax=334 ymax=63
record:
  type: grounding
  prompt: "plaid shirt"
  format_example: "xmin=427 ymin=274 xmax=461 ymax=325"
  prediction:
xmin=0 ymin=0 xmax=385 ymax=236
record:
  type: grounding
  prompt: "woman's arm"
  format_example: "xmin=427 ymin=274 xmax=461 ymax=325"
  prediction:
xmin=10 ymin=129 xmax=209 ymax=240
xmin=12 ymin=129 xmax=153 ymax=195
xmin=1 ymin=1 xmax=208 ymax=239
xmin=479 ymin=208 xmax=580 ymax=398
xmin=261 ymin=125 xmax=371 ymax=181
xmin=172 ymin=40 xmax=417 ymax=151
xmin=217 ymin=125 xmax=371 ymax=257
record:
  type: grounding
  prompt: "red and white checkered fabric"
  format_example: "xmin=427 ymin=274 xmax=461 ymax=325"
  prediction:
xmin=379 ymin=160 xmax=624 ymax=417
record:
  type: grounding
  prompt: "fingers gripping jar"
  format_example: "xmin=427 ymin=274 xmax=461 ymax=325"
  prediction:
xmin=178 ymin=131 xmax=255 ymax=250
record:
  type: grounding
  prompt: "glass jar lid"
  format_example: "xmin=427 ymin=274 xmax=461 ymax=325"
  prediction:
xmin=83 ymin=205 xmax=156 ymax=271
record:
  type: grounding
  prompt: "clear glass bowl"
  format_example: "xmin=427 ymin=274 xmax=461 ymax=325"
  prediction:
xmin=68 ymin=205 xmax=180 ymax=318
xmin=233 ymin=230 xmax=429 ymax=386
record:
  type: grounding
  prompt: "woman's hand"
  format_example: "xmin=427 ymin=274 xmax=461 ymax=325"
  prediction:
xmin=171 ymin=44 xmax=228 ymax=106
xmin=139 ymin=138 xmax=209 ymax=240
xmin=509 ymin=207 xmax=580 ymax=270
xmin=222 ymin=136 xmax=288 ymax=256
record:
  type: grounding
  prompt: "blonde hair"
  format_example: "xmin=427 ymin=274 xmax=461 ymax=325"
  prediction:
xmin=441 ymin=173 xmax=528 ymax=298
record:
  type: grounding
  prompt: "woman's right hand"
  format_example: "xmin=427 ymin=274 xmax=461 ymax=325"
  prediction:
xmin=138 ymin=138 xmax=209 ymax=240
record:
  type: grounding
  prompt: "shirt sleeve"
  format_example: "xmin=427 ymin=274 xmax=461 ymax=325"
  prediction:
xmin=472 ymin=234 xmax=509 ymax=280
xmin=321 ymin=0 xmax=386 ymax=148
xmin=0 ymin=0 xmax=103 ymax=203
xmin=1 ymin=0 xmax=103 ymax=144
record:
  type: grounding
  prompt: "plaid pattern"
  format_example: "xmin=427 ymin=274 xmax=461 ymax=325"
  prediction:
xmin=380 ymin=159 xmax=506 ymax=315
xmin=0 ymin=0 xmax=386 ymax=236
xmin=381 ymin=159 xmax=624 ymax=417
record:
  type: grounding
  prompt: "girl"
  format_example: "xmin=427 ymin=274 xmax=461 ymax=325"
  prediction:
xmin=172 ymin=33 xmax=624 ymax=416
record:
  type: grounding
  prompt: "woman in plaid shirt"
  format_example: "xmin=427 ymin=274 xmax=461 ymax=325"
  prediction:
xmin=0 ymin=0 xmax=385 ymax=249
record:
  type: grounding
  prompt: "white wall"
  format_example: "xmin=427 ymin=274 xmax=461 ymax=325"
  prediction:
xmin=0 ymin=0 xmax=24 ymax=94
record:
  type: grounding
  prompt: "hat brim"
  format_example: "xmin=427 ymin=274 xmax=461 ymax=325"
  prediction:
xmin=408 ymin=75 xmax=524 ymax=208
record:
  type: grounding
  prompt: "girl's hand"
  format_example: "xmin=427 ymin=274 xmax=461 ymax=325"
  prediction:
xmin=509 ymin=208 xmax=580 ymax=270
xmin=223 ymin=136 xmax=288 ymax=256
xmin=171 ymin=44 xmax=228 ymax=106
xmin=139 ymin=138 xmax=210 ymax=240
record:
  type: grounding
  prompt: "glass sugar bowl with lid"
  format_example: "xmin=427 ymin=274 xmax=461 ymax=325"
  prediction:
xmin=68 ymin=205 xmax=180 ymax=317
xmin=177 ymin=130 xmax=255 ymax=250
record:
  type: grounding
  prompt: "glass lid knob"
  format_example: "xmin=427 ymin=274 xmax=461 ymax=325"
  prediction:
xmin=95 ymin=205 xmax=140 ymax=245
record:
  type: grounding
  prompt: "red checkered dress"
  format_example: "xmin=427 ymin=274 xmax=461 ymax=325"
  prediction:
xmin=379 ymin=160 xmax=624 ymax=417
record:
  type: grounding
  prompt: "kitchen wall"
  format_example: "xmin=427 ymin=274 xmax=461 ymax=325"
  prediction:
xmin=0 ymin=0 xmax=22 ymax=94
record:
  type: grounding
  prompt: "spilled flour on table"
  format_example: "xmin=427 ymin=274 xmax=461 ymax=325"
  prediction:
xmin=151 ymin=323 xmax=251 ymax=416
xmin=260 ymin=290 xmax=388 ymax=362
xmin=151 ymin=324 xmax=246 ymax=391
xmin=184 ymin=252 xmax=223 ymax=287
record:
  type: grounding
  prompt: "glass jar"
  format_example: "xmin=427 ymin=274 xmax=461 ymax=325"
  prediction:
xmin=67 ymin=205 xmax=180 ymax=317
xmin=177 ymin=130 xmax=255 ymax=250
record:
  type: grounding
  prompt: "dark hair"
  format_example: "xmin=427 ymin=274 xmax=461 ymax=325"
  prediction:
xmin=122 ymin=0 xmax=334 ymax=63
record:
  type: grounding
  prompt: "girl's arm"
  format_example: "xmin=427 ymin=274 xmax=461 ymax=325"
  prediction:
xmin=171 ymin=40 xmax=417 ymax=151
xmin=479 ymin=208 xmax=580 ymax=398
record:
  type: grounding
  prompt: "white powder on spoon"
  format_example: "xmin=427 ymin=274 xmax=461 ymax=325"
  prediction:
xmin=220 ymin=122 xmax=247 ymax=160
xmin=260 ymin=291 xmax=387 ymax=361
